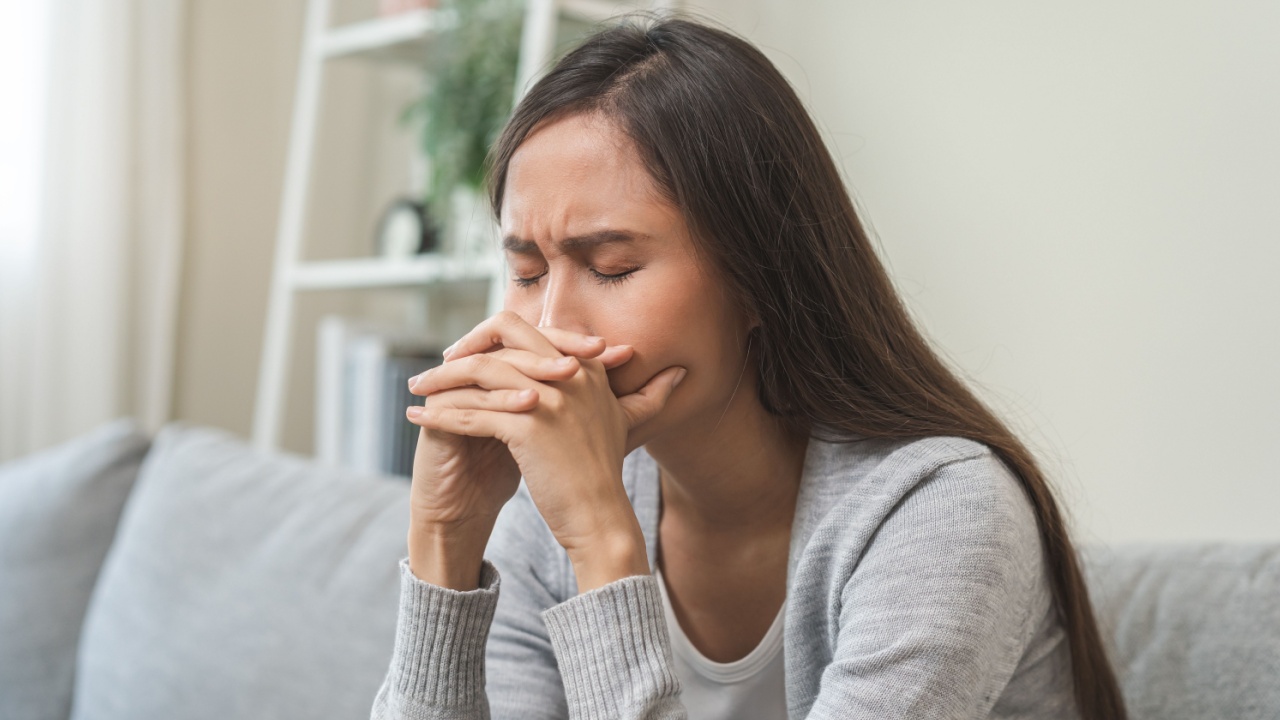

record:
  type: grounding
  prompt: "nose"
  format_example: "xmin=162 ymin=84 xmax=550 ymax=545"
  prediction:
xmin=535 ymin=270 xmax=591 ymax=337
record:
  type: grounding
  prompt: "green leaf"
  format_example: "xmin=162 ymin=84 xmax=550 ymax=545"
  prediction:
xmin=399 ymin=0 xmax=524 ymax=225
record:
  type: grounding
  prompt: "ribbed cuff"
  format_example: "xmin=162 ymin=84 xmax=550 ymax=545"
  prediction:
xmin=386 ymin=556 xmax=500 ymax=713
xmin=541 ymin=573 xmax=682 ymax=719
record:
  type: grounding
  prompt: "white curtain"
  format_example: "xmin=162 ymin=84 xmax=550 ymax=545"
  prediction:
xmin=0 ymin=0 xmax=186 ymax=462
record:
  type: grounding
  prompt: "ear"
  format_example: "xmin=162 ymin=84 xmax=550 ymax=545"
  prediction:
xmin=737 ymin=300 xmax=761 ymax=340
xmin=744 ymin=319 xmax=761 ymax=350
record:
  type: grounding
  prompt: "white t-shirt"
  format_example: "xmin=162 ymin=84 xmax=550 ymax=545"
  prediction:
xmin=653 ymin=565 xmax=788 ymax=719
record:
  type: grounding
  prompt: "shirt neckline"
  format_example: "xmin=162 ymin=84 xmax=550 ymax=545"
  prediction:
xmin=653 ymin=564 xmax=786 ymax=684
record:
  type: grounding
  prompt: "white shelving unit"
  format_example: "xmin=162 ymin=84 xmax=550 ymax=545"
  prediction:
xmin=290 ymin=254 xmax=499 ymax=290
xmin=316 ymin=10 xmax=449 ymax=61
xmin=252 ymin=0 xmax=675 ymax=454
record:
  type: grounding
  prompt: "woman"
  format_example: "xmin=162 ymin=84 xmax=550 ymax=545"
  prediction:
xmin=372 ymin=15 xmax=1128 ymax=720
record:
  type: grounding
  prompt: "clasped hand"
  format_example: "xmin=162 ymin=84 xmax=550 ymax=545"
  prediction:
xmin=404 ymin=310 xmax=686 ymax=588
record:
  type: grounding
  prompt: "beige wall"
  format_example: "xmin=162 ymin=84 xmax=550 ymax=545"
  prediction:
xmin=690 ymin=0 xmax=1280 ymax=544
xmin=177 ymin=1 xmax=1279 ymax=544
xmin=178 ymin=0 xmax=303 ymax=449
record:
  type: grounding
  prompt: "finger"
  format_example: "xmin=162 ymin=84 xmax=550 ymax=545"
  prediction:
xmin=487 ymin=340 xmax=628 ymax=376
xmin=490 ymin=336 xmax=630 ymax=369
xmin=411 ymin=352 xmax=541 ymax=396
xmin=443 ymin=311 xmax=562 ymax=359
xmin=486 ymin=338 xmax=632 ymax=366
xmin=524 ymin=326 xmax=611 ymax=359
xmin=406 ymin=405 xmax=513 ymax=441
xmin=487 ymin=347 xmax=583 ymax=380
xmin=444 ymin=312 xmax=609 ymax=362
xmin=595 ymin=343 xmax=635 ymax=370
xmin=418 ymin=386 xmax=540 ymax=413
xmin=409 ymin=345 xmax=581 ymax=394
xmin=618 ymin=366 xmax=688 ymax=428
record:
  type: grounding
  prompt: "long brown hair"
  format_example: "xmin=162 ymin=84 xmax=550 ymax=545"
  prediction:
xmin=486 ymin=14 xmax=1127 ymax=719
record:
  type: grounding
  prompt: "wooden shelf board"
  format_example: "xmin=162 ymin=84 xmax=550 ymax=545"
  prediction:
xmin=560 ymin=0 xmax=639 ymax=23
xmin=290 ymin=255 xmax=498 ymax=290
xmin=316 ymin=9 xmax=451 ymax=63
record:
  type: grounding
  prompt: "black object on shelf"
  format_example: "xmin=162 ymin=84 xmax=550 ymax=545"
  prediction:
xmin=374 ymin=196 xmax=439 ymax=258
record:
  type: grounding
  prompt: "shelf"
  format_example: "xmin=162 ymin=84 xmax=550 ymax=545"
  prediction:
xmin=290 ymin=254 xmax=499 ymax=290
xmin=315 ymin=9 xmax=454 ymax=64
xmin=313 ymin=2 xmax=632 ymax=65
xmin=560 ymin=0 xmax=635 ymax=23
xmin=256 ymin=0 xmax=650 ymax=452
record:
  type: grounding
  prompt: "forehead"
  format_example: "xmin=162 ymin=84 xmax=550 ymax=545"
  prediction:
xmin=500 ymin=113 xmax=678 ymax=240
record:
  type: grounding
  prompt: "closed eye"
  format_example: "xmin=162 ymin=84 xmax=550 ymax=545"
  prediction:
xmin=512 ymin=267 xmax=641 ymax=288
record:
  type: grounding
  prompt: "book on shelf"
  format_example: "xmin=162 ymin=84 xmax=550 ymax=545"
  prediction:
xmin=315 ymin=314 xmax=444 ymax=479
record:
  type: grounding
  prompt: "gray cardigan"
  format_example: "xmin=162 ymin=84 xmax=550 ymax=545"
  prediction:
xmin=370 ymin=432 xmax=1080 ymax=719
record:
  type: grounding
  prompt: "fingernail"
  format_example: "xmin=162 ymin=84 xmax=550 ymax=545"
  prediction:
xmin=673 ymin=368 xmax=688 ymax=387
xmin=407 ymin=406 xmax=423 ymax=418
xmin=555 ymin=356 xmax=575 ymax=367
xmin=585 ymin=336 xmax=603 ymax=344
xmin=407 ymin=374 xmax=420 ymax=390
xmin=442 ymin=344 xmax=456 ymax=360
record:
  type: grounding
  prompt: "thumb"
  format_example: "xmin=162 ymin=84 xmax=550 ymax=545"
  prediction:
xmin=618 ymin=366 xmax=687 ymax=428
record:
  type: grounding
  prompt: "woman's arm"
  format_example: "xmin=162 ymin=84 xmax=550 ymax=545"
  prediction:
xmin=370 ymin=556 xmax=501 ymax=720
xmin=370 ymin=482 xmax=567 ymax=720
xmin=370 ymin=476 xmax=687 ymax=720
xmin=371 ymin=454 xmax=1052 ymax=720
xmin=802 ymin=453 xmax=1054 ymax=719
xmin=541 ymin=572 xmax=685 ymax=719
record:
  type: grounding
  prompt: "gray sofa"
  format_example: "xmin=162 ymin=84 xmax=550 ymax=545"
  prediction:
xmin=1 ymin=417 xmax=1276 ymax=720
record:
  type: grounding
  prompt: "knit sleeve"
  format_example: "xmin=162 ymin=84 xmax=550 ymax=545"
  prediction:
xmin=496 ymin=470 xmax=687 ymax=719
xmin=369 ymin=556 xmax=501 ymax=720
xmin=369 ymin=553 xmax=692 ymax=720
xmin=482 ymin=482 xmax=576 ymax=719
xmin=806 ymin=452 xmax=1049 ymax=719
xmin=369 ymin=481 xmax=575 ymax=720
xmin=540 ymin=573 xmax=686 ymax=719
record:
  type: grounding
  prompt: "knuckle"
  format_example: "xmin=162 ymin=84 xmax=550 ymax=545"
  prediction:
xmin=466 ymin=353 xmax=491 ymax=372
xmin=541 ymin=389 xmax=566 ymax=412
xmin=497 ymin=309 xmax=522 ymax=327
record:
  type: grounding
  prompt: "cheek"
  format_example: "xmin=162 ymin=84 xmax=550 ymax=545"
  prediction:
xmin=604 ymin=283 xmax=732 ymax=398
xmin=607 ymin=310 xmax=675 ymax=395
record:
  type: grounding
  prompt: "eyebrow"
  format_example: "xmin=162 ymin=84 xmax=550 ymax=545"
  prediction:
xmin=502 ymin=229 xmax=651 ymax=254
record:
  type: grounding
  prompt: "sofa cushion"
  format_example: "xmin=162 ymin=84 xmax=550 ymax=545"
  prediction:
xmin=70 ymin=420 xmax=411 ymax=720
xmin=0 ymin=417 xmax=151 ymax=720
xmin=1079 ymin=541 xmax=1280 ymax=720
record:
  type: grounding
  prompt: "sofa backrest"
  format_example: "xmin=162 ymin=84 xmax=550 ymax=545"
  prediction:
xmin=69 ymin=420 xmax=412 ymax=720
xmin=0 ymin=417 xmax=151 ymax=720
xmin=8 ymin=417 xmax=1279 ymax=720
xmin=1079 ymin=541 xmax=1280 ymax=720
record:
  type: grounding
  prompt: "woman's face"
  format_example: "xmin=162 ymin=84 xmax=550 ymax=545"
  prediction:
xmin=500 ymin=112 xmax=754 ymax=439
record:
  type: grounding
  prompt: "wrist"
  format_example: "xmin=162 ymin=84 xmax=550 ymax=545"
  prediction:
xmin=567 ymin=525 xmax=650 ymax=594
xmin=407 ymin=519 xmax=494 ymax=591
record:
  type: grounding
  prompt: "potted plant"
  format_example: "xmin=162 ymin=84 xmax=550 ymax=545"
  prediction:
xmin=399 ymin=0 xmax=524 ymax=259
